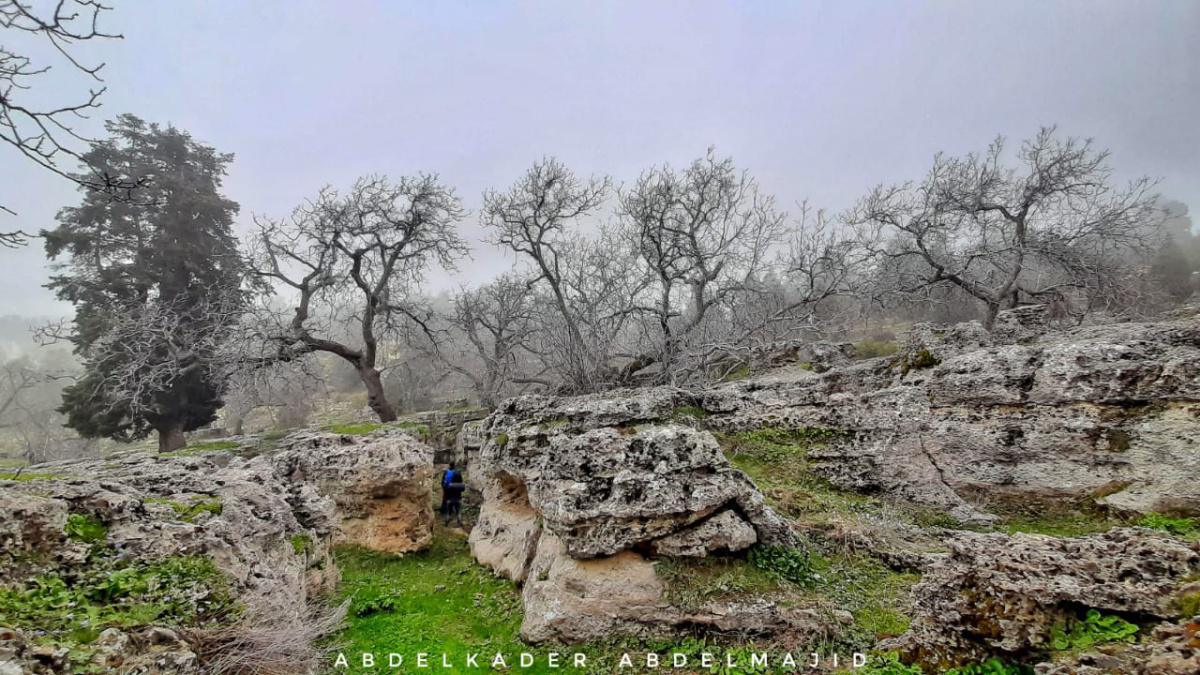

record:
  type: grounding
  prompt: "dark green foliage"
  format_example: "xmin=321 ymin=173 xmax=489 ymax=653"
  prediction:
xmin=291 ymin=534 xmax=312 ymax=556
xmin=64 ymin=513 xmax=107 ymax=543
xmin=748 ymin=545 xmax=813 ymax=584
xmin=1049 ymin=609 xmax=1138 ymax=651
xmin=0 ymin=555 xmax=236 ymax=669
xmin=42 ymin=114 xmax=245 ymax=450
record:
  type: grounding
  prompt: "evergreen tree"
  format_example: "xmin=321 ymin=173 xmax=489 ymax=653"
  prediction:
xmin=42 ymin=115 xmax=244 ymax=452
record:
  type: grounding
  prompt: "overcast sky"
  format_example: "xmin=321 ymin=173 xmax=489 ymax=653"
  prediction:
xmin=1 ymin=0 xmax=1197 ymax=318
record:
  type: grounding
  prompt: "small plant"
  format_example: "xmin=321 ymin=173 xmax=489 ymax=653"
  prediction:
xmin=64 ymin=513 xmax=107 ymax=543
xmin=748 ymin=545 xmax=813 ymax=585
xmin=1137 ymin=512 xmax=1197 ymax=536
xmin=494 ymin=432 xmax=509 ymax=448
xmin=858 ymin=652 xmax=923 ymax=674
xmin=1049 ymin=608 xmax=1138 ymax=651
xmin=945 ymin=658 xmax=1033 ymax=675
xmin=893 ymin=348 xmax=941 ymax=376
xmin=354 ymin=594 xmax=401 ymax=617
xmin=291 ymin=534 xmax=311 ymax=556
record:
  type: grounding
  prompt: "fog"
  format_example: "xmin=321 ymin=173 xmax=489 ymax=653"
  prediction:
xmin=1 ymin=0 xmax=1197 ymax=316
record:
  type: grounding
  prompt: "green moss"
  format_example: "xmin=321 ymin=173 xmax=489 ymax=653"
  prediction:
xmin=854 ymin=339 xmax=898 ymax=359
xmin=291 ymin=533 xmax=312 ymax=556
xmin=720 ymin=365 xmax=753 ymax=381
xmin=326 ymin=421 xmax=384 ymax=436
xmin=65 ymin=513 xmax=108 ymax=544
xmin=671 ymin=405 xmax=710 ymax=420
xmin=0 ymin=471 xmax=66 ymax=482
xmin=494 ymin=432 xmax=509 ymax=448
xmin=145 ymin=496 xmax=223 ymax=523
xmin=0 ymin=555 xmax=237 ymax=671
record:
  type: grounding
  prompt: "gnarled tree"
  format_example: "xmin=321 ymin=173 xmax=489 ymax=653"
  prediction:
xmin=246 ymin=175 xmax=466 ymax=422
xmin=847 ymin=127 xmax=1161 ymax=328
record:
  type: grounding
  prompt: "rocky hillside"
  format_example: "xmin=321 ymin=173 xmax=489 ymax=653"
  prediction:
xmin=1 ymin=307 xmax=1198 ymax=673
xmin=462 ymin=307 xmax=1200 ymax=671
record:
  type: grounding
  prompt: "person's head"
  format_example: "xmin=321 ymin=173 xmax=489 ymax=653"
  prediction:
xmin=448 ymin=461 xmax=456 ymax=470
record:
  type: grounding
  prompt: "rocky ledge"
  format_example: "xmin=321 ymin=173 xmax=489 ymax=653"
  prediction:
xmin=0 ymin=430 xmax=434 ymax=674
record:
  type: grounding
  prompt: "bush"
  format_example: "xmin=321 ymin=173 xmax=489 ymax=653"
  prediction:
xmin=64 ymin=513 xmax=107 ymax=543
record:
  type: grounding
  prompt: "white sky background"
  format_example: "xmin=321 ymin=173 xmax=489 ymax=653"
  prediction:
xmin=0 ymin=0 xmax=1197 ymax=317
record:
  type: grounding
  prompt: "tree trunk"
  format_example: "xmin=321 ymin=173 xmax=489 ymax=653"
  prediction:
xmin=983 ymin=302 xmax=1001 ymax=331
xmin=359 ymin=366 xmax=397 ymax=422
xmin=157 ymin=424 xmax=187 ymax=453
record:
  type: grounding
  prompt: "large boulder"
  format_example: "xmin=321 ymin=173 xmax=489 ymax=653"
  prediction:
xmin=469 ymin=395 xmax=809 ymax=644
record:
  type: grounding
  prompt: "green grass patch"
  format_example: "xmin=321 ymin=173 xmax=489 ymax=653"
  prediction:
xmin=390 ymin=420 xmax=431 ymax=441
xmin=145 ymin=496 xmax=223 ymax=523
xmin=655 ymin=554 xmax=786 ymax=611
xmin=326 ymin=421 xmax=385 ymax=436
xmin=718 ymin=426 xmax=868 ymax=523
xmin=803 ymin=550 xmax=920 ymax=646
xmin=1137 ymin=512 xmax=1198 ymax=538
xmin=65 ymin=513 xmax=108 ymax=544
xmin=854 ymin=339 xmax=898 ymax=359
xmin=0 ymin=470 xmax=66 ymax=482
xmin=188 ymin=439 xmax=239 ymax=452
xmin=330 ymin=531 xmax=551 ymax=673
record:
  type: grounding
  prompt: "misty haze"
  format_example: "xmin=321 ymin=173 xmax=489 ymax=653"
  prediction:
xmin=0 ymin=2 xmax=1198 ymax=674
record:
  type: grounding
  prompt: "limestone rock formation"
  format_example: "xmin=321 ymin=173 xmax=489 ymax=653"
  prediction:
xmin=0 ymin=430 xmax=436 ymax=674
xmin=469 ymin=395 xmax=810 ymax=644
xmin=886 ymin=528 xmax=1200 ymax=669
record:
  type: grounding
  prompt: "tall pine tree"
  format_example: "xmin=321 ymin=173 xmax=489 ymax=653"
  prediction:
xmin=43 ymin=115 xmax=244 ymax=452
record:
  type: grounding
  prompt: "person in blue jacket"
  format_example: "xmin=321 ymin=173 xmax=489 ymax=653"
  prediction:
xmin=440 ymin=462 xmax=466 ymax=527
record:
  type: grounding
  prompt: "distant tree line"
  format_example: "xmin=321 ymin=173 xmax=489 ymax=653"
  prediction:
xmin=32 ymin=119 xmax=1199 ymax=451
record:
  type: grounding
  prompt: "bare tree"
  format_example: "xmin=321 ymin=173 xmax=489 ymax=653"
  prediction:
xmin=246 ymin=175 xmax=467 ymax=422
xmin=482 ymin=158 xmax=613 ymax=392
xmin=618 ymin=150 xmax=785 ymax=383
xmin=1 ymin=0 xmax=134 ymax=229
xmin=435 ymin=274 xmax=537 ymax=408
xmin=847 ymin=127 xmax=1161 ymax=328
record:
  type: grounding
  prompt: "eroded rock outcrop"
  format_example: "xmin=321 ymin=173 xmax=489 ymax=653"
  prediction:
xmin=886 ymin=528 xmax=1200 ymax=669
xmin=469 ymin=395 xmax=813 ymax=644
xmin=0 ymin=430 xmax=436 ymax=674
